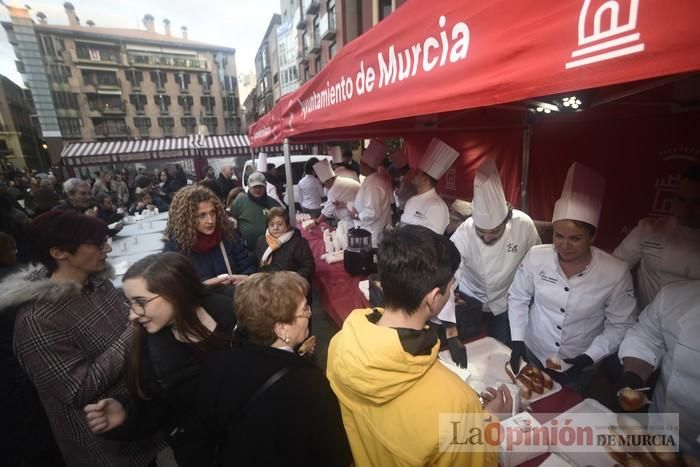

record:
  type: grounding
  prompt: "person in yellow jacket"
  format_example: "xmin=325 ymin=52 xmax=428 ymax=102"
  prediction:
xmin=327 ymin=224 xmax=511 ymax=467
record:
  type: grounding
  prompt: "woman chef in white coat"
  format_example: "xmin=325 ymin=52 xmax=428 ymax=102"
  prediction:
xmin=508 ymin=163 xmax=638 ymax=394
xmin=618 ymin=280 xmax=700 ymax=457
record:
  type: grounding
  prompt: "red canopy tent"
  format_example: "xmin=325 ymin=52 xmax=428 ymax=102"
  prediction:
xmin=249 ymin=0 xmax=700 ymax=248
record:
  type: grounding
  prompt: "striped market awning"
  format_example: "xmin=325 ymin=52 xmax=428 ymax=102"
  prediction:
xmin=61 ymin=135 xmax=312 ymax=167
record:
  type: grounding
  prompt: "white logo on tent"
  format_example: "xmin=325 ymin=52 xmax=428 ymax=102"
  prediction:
xmin=566 ymin=0 xmax=644 ymax=69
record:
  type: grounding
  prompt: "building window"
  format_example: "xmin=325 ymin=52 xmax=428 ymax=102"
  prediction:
xmin=178 ymin=95 xmax=194 ymax=114
xmin=129 ymin=94 xmax=147 ymax=113
xmin=222 ymin=96 xmax=235 ymax=113
xmin=49 ymin=64 xmax=71 ymax=84
xmin=75 ymin=43 xmax=119 ymax=62
xmin=93 ymin=118 xmax=128 ymax=137
xmin=133 ymin=117 xmax=151 ymax=136
xmin=82 ymin=70 xmax=119 ymax=87
xmin=202 ymin=117 xmax=218 ymax=135
xmin=224 ymin=117 xmax=239 ymax=134
xmin=223 ymin=75 xmax=237 ymax=92
xmin=150 ymin=70 xmax=168 ymax=90
xmin=37 ymin=34 xmax=62 ymax=57
xmin=200 ymin=96 xmax=215 ymax=114
xmin=158 ymin=117 xmax=175 ymax=136
xmin=51 ymin=91 xmax=79 ymax=110
xmin=175 ymin=72 xmax=190 ymax=91
xmin=315 ymin=56 xmax=321 ymax=74
xmin=378 ymin=0 xmax=393 ymax=21
xmin=58 ymin=117 xmax=82 ymax=138
xmin=198 ymin=73 xmax=213 ymax=92
xmin=154 ymin=95 xmax=171 ymax=113
xmin=181 ymin=117 xmax=197 ymax=133
xmin=125 ymin=69 xmax=143 ymax=88
xmin=329 ymin=41 xmax=337 ymax=59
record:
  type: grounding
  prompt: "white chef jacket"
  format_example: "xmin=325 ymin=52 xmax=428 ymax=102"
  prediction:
xmin=508 ymin=245 xmax=637 ymax=364
xmin=335 ymin=166 xmax=360 ymax=182
xmin=266 ymin=182 xmax=285 ymax=207
xmin=400 ymin=188 xmax=449 ymax=235
xmin=297 ymin=174 xmax=324 ymax=210
xmin=322 ymin=176 xmax=361 ymax=231
xmin=618 ymin=281 xmax=700 ymax=456
xmin=450 ymin=210 xmax=541 ymax=315
xmin=613 ymin=216 xmax=700 ymax=308
xmin=354 ymin=168 xmax=393 ymax=247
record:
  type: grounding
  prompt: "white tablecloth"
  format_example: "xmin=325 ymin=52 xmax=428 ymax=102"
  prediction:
xmin=110 ymin=232 xmax=165 ymax=258
xmin=117 ymin=220 xmax=168 ymax=237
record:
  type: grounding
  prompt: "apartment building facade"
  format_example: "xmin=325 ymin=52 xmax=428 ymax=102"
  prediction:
xmin=2 ymin=2 xmax=243 ymax=163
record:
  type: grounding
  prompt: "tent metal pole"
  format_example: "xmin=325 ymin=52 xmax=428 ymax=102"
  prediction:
xmin=283 ymin=138 xmax=295 ymax=218
xmin=520 ymin=116 xmax=533 ymax=212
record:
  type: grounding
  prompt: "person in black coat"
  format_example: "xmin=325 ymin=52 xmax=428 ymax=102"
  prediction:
xmin=254 ymin=207 xmax=315 ymax=285
xmin=196 ymin=271 xmax=352 ymax=467
xmin=84 ymin=252 xmax=236 ymax=467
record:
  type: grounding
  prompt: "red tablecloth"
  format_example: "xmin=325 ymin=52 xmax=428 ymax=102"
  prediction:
xmin=301 ymin=224 xmax=369 ymax=326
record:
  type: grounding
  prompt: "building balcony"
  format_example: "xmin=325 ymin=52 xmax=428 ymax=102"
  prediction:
xmin=127 ymin=53 xmax=208 ymax=71
xmin=304 ymin=0 xmax=320 ymax=15
xmin=319 ymin=11 xmax=336 ymax=41
xmin=73 ymin=50 xmax=121 ymax=65
xmin=308 ymin=36 xmax=321 ymax=55
xmin=94 ymin=125 xmax=131 ymax=138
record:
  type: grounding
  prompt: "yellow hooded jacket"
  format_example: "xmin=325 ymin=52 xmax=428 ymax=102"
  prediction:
xmin=327 ymin=309 xmax=498 ymax=467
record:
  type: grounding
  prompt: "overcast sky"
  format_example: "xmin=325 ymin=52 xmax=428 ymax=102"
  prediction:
xmin=0 ymin=0 xmax=281 ymax=88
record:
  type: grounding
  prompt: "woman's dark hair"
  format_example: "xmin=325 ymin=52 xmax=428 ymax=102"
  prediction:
xmin=571 ymin=220 xmax=597 ymax=237
xmin=28 ymin=210 xmax=108 ymax=272
xmin=377 ymin=224 xmax=460 ymax=314
xmin=266 ymin=206 xmax=290 ymax=227
xmin=123 ymin=252 xmax=228 ymax=398
xmin=304 ymin=157 xmax=319 ymax=175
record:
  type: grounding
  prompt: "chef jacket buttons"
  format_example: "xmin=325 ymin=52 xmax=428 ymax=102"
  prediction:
xmin=556 ymin=325 xmax=562 ymax=330
xmin=555 ymin=342 xmax=560 ymax=347
xmin=560 ymin=308 xmax=565 ymax=313
xmin=564 ymin=287 xmax=570 ymax=292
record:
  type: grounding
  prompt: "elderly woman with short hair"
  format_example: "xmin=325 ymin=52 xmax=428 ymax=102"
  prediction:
xmin=163 ymin=186 xmax=254 ymax=286
xmin=196 ymin=271 xmax=352 ymax=467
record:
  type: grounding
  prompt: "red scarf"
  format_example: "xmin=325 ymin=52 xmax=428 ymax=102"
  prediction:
xmin=191 ymin=228 xmax=223 ymax=254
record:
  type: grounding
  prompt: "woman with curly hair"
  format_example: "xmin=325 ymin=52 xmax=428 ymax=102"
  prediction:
xmin=163 ymin=185 xmax=255 ymax=286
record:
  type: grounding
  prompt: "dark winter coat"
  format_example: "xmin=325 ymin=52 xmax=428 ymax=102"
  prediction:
xmin=106 ymin=292 xmax=235 ymax=467
xmin=196 ymin=341 xmax=352 ymax=467
xmin=254 ymin=228 xmax=315 ymax=284
xmin=163 ymin=234 xmax=256 ymax=281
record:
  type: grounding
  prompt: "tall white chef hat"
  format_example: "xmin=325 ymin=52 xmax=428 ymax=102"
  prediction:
xmin=471 ymin=159 xmax=509 ymax=230
xmin=389 ymin=147 xmax=407 ymax=169
xmin=418 ymin=138 xmax=459 ymax=180
xmin=313 ymin=159 xmax=336 ymax=183
xmin=328 ymin=146 xmax=343 ymax=164
xmin=361 ymin=139 xmax=387 ymax=169
xmin=552 ymin=162 xmax=605 ymax=228
xmin=256 ymin=152 xmax=268 ymax=172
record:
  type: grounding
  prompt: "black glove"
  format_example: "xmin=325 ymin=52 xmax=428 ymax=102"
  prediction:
xmin=510 ymin=341 xmax=527 ymax=374
xmin=563 ymin=354 xmax=594 ymax=374
xmin=617 ymin=371 xmax=645 ymax=391
xmin=447 ymin=336 xmax=468 ymax=369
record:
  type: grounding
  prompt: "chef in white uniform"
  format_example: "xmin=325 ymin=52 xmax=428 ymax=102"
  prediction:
xmin=329 ymin=145 xmax=360 ymax=182
xmin=256 ymin=152 xmax=285 ymax=207
xmin=400 ymin=138 xmax=459 ymax=235
xmin=312 ymin=158 xmax=361 ymax=231
xmin=614 ymin=165 xmax=700 ymax=308
xmin=450 ymin=159 xmax=541 ymax=346
xmin=508 ymin=163 xmax=638 ymax=394
xmin=351 ymin=139 xmax=394 ymax=247
xmin=389 ymin=148 xmax=414 ymax=212
xmin=618 ymin=280 xmax=700 ymax=456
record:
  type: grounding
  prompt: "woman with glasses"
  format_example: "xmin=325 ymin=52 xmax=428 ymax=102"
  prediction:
xmin=197 ymin=271 xmax=352 ymax=467
xmin=163 ymin=185 xmax=255 ymax=286
xmin=83 ymin=252 xmax=235 ymax=467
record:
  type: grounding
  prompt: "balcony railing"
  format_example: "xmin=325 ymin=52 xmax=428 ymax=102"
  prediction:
xmin=128 ymin=53 xmax=207 ymax=70
xmin=74 ymin=49 xmax=121 ymax=64
xmin=308 ymin=35 xmax=321 ymax=55
xmin=319 ymin=11 xmax=336 ymax=41
xmin=89 ymin=100 xmax=126 ymax=114
xmin=94 ymin=124 xmax=130 ymax=138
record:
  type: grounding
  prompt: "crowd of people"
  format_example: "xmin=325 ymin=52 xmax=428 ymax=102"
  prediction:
xmin=0 ymin=138 xmax=698 ymax=466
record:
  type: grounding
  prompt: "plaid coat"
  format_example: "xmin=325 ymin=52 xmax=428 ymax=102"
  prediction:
xmin=0 ymin=265 xmax=163 ymax=467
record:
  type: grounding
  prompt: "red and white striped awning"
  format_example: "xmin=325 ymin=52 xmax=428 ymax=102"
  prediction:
xmin=61 ymin=135 xmax=313 ymax=167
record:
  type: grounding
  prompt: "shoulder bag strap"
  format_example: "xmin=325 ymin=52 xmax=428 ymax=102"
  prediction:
xmin=219 ymin=241 xmax=233 ymax=275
